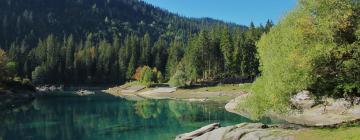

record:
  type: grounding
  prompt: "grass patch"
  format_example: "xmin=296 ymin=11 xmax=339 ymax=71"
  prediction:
xmin=198 ymin=83 xmax=252 ymax=92
xmin=238 ymin=83 xmax=252 ymax=93
xmin=295 ymin=126 xmax=360 ymax=140
xmin=122 ymin=81 xmax=147 ymax=87
xmin=206 ymin=95 xmax=235 ymax=103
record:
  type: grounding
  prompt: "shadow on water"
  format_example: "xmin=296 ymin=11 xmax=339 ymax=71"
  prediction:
xmin=0 ymin=91 xmax=276 ymax=140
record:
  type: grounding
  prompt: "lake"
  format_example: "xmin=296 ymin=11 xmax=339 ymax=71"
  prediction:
xmin=0 ymin=92 xmax=271 ymax=140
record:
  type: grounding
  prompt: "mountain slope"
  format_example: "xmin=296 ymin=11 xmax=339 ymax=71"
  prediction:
xmin=0 ymin=0 xmax=244 ymax=48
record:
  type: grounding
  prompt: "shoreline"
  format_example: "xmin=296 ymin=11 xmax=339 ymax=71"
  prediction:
xmin=35 ymin=84 xmax=360 ymax=128
xmin=0 ymin=90 xmax=35 ymax=111
xmin=4 ymin=84 xmax=360 ymax=140
xmin=102 ymin=84 xmax=360 ymax=140
xmin=103 ymin=84 xmax=360 ymax=127
xmin=102 ymin=84 xmax=247 ymax=103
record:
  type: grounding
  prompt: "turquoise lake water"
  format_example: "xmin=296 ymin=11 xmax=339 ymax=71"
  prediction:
xmin=0 ymin=92 xmax=271 ymax=140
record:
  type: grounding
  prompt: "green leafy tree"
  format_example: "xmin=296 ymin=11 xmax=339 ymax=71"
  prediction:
xmin=5 ymin=61 xmax=17 ymax=78
xmin=156 ymin=71 xmax=164 ymax=83
xmin=32 ymin=66 xmax=46 ymax=85
xmin=169 ymin=61 xmax=187 ymax=87
xmin=244 ymin=0 xmax=360 ymax=119
xmin=141 ymin=66 xmax=154 ymax=86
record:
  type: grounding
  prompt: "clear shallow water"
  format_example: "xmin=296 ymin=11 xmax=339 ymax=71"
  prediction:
xmin=0 ymin=92 xmax=271 ymax=140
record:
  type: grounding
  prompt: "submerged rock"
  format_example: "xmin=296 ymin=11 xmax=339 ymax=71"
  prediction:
xmin=75 ymin=90 xmax=95 ymax=96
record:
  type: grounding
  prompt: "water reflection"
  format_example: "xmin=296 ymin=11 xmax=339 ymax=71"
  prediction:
xmin=0 ymin=93 xmax=260 ymax=140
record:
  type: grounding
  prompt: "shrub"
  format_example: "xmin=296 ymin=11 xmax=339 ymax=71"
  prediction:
xmin=132 ymin=66 xmax=164 ymax=86
xmin=133 ymin=66 xmax=144 ymax=81
xmin=156 ymin=71 xmax=164 ymax=83
xmin=141 ymin=66 xmax=154 ymax=86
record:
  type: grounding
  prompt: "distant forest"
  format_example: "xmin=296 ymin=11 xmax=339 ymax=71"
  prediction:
xmin=0 ymin=0 xmax=273 ymax=86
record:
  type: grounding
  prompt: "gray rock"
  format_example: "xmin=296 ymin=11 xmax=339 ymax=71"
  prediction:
xmin=194 ymin=126 xmax=234 ymax=140
xmin=353 ymin=97 xmax=360 ymax=105
xmin=350 ymin=105 xmax=360 ymax=116
xmin=327 ymin=98 xmax=352 ymax=111
xmin=178 ymin=123 xmax=295 ymax=140
xmin=313 ymin=107 xmax=326 ymax=115
xmin=262 ymin=135 xmax=294 ymax=140
xmin=239 ymin=130 xmax=270 ymax=140
xmin=224 ymin=129 xmax=257 ymax=140
xmin=291 ymin=90 xmax=311 ymax=101
xmin=176 ymin=123 xmax=220 ymax=140
xmin=290 ymin=91 xmax=315 ymax=110
xmin=235 ymin=123 xmax=268 ymax=129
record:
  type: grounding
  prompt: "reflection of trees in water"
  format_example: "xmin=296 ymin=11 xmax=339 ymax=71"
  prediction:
xmin=168 ymin=100 xmax=224 ymax=122
xmin=0 ymin=96 xmax=251 ymax=140
xmin=134 ymin=100 xmax=205 ymax=120
xmin=134 ymin=100 xmax=162 ymax=119
xmin=134 ymin=99 xmax=230 ymax=122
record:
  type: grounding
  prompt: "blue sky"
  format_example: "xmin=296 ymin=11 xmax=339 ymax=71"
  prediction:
xmin=142 ymin=0 xmax=297 ymax=26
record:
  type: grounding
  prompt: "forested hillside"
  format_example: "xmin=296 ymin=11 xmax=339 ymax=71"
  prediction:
xmin=0 ymin=0 xmax=242 ymax=48
xmin=0 ymin=0 xmax=272 ymax=86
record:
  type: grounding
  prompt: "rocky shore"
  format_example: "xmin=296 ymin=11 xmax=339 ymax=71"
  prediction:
xmin=177 ymin=90 xmax=360 ymax=140
xmin=176 ymin=123 xmax=299 ymax=140
xmin=226 ymin=91 xmax=360 ymax=127
xmin=104 ymin=84 xmax=360 ymax=139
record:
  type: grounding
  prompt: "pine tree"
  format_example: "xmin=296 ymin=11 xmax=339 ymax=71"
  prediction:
xmin=140 ymin=33 xmax=151 ymax=65
xmin=220 ymin=26 xmax=234 ymax=74
xmin=183 ymin=36 xmax=201 ymax=83
xmin=208 ymin=28 xmax=223 ymax=76
xmin=65 ymin=35 xmax=75 ymax=83
xmin=127 ymin=55 xmax=136 ymax=80
xmin=118 ymin=47 xmax=127 ymax=83
xmin=166 ymin=39 xmax=183 ymax=78
xmin=152 ymin=37 xmax=168 ymax=72
xmin=265 ymin=20 xmax=274 ymax=33
xmin=245 ymin=22 xmax=260 ymax=80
